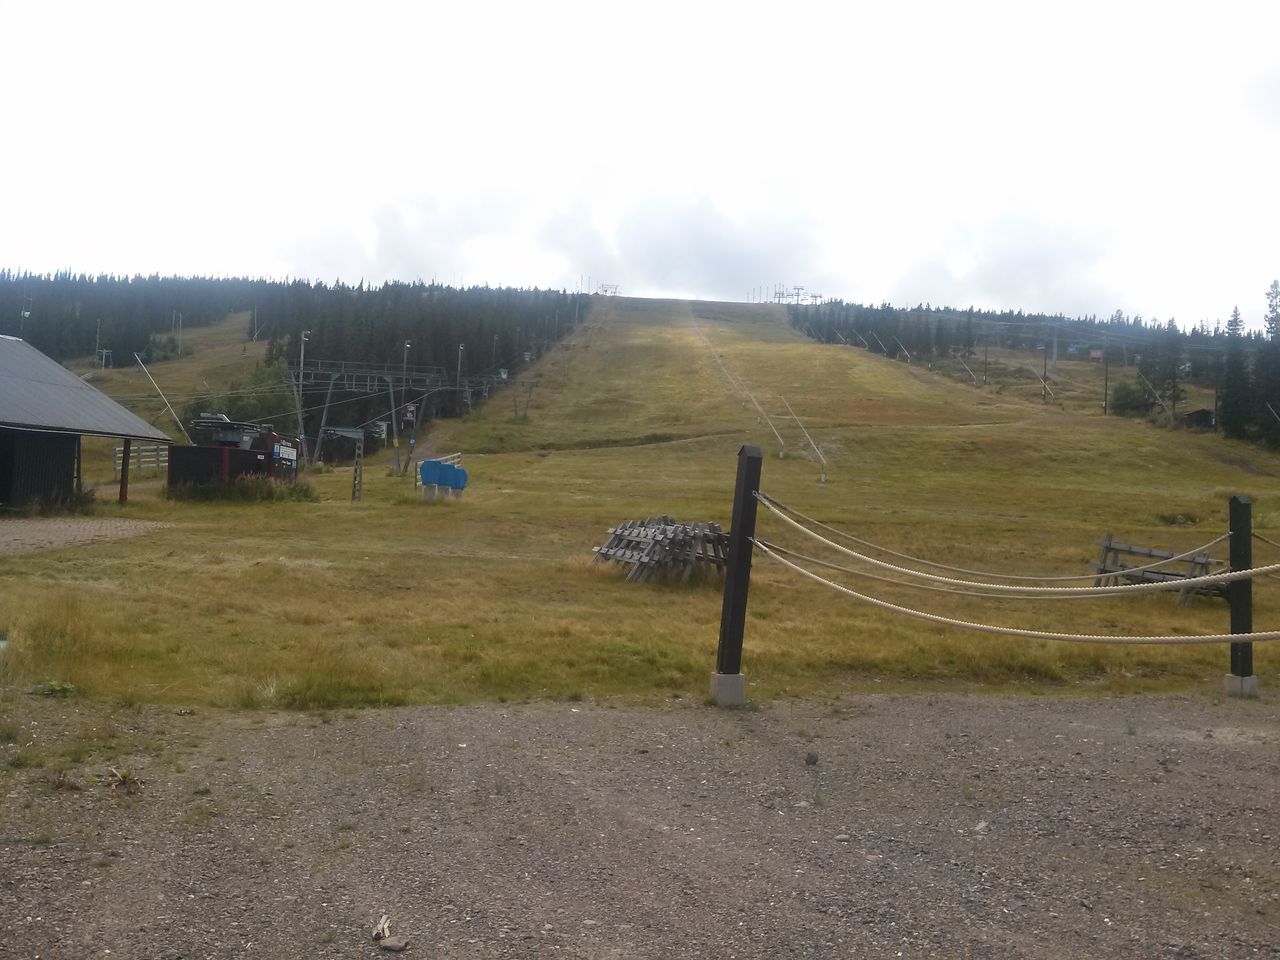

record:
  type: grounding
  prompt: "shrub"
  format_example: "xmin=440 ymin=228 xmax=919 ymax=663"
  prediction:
xmin=166 ymin=477 xmax=317 ymax=503
xmin=1109 ymin=381 xmax=1154 ymax=417
xmin=15 ymin=488 xmax=97 ymax=517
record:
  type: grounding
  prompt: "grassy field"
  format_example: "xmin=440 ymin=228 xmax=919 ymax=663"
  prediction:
xmin=2 ymin=296 xmax=1278 ymax=708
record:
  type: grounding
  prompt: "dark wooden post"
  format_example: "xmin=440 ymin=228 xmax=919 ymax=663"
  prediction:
xmin=1226 ymin=495 xmax=1258 ymax=696
xmin=118 ymin=438 xmax=132 ymax=505
xmin=712 ymin=444 xmax=763 ymax=706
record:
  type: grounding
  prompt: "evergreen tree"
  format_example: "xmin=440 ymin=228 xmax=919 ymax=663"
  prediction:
xmin=1220 ymin=307 xmax=1252 ymax=439
xmin=1138 ymin=319 xmax=1186 ymax=416
xmin=1255 ymin=284 xmax=1280 ymax=444
xmin=1266 ymin=280 xmax=1280 ymax=340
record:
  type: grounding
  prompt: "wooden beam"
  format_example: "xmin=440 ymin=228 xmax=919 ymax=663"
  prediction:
xmin=118 ymin=438 xmax=131 ymax=505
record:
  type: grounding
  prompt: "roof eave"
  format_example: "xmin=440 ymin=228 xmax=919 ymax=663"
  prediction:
xmin=0 ymin=422 xmax=173 ymax=444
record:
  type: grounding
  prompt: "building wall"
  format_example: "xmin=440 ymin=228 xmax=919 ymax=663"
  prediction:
xmin=0 ymin=429 xmax=78 ymax=507
xmin=168 ymin=445 xmax=273 ymax=487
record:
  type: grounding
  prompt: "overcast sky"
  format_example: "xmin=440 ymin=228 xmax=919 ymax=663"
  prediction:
xmin=4 ymin=1 xmax=1279 ymax=327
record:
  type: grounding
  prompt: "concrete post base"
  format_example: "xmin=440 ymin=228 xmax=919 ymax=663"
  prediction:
xmin=710 ymin=672 xmax=746 ymax=708
xmin=1223 ymin=674 xmax=1260 ymax=698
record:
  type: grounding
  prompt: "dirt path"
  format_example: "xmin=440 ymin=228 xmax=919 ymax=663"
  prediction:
xmin=0 ymin=691 xmax=1276 ymax=959
xmin=0 ymin=518 xmax=172 ymax=556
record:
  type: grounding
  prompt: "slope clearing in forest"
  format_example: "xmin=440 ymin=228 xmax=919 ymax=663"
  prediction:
xmin=2 ymin=296 xmax=1278 ymax=707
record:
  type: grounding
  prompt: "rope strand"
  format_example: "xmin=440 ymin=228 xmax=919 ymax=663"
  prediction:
xmin=758 ymin=495 xmax=1273 ymax=597
xmin=758 ymin=541 xmax=1150 ymax=601
xmin=753 ymin=541 xmax=1280 ymax=645
xmin=760 ymin=493 xmax=1229 ymax=583
xmin=1253 ymin=531 xmax=1280 ymax=551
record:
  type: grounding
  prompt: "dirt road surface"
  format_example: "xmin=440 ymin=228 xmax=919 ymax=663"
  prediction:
xmin=0 ymin=519 xmax=171 ymax=557
xmin=1 ymin=692 xmax=1277 ymax=959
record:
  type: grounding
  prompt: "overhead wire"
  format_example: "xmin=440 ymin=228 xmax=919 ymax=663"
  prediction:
xmin=689 ymin=317 xmax=787 ymax=454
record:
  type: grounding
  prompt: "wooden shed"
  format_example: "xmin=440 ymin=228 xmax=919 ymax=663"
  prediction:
xmin=1179 ymin=408 xmax=1216 ymax=432
xmin=0 ymin=335 xmax=170 ymax=508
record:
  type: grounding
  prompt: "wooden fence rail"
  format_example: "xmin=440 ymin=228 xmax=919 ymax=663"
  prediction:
xmin=112 ymin=443 xmax=169 ymax=480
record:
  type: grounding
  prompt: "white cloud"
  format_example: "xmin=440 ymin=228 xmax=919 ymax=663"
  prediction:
xmin=3 ymin=0 xmax=1279 ymax=324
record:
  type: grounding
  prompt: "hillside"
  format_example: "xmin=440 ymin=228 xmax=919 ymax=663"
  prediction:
xmin=2 ymin=296 xmax=1278 ymax=706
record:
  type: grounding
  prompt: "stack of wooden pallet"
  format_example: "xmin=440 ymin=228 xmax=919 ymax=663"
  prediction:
xmin=593 ymin=516 xmax=729 ymax=583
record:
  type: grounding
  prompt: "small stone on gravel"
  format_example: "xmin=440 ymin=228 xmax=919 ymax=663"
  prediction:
xmin=378 ymin=935 xmax=409 ymax=952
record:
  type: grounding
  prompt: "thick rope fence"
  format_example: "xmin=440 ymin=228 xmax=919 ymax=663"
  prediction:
xmin=758 ymin=494 xmax=1275 ymax=599
xmin=752 ymin=539 xmax=1280 ymax=645
xmin=709 ymin=444 xmax=1265 ymax=707
xmin=763 ymin=493 xmax=1232 ymax=583
xmin=755 ymin=540 xmax=1220 ymax=602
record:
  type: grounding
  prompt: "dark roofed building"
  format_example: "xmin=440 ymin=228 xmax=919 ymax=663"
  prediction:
xmin=1178 ymin=408 xmax=1216 ymax=432
xmin=0 ymin=335 xmax=170 ymax=508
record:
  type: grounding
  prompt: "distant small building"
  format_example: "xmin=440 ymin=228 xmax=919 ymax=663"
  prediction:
xmin=168 ymin=414 xmax=298 ymax=487
xmin=1179 ymin=408 xmax=1216 ymax=431
xmin=0 ymin=336 xmax=170 ymax=508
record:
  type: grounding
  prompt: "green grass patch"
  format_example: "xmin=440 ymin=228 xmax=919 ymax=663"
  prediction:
xmin=2 ymin=297 xmax=1278 ymax=707
xmin=7 ymin=750 xmax=41 ymax=770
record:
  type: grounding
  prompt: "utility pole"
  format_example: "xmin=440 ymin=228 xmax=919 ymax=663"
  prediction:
xmin=456 ymin=342 xmax=465 ymax=414
xmin=492 ymin=333 xmax=498 ymax=367
xmin=1103 ymin=335 xmax=1109 ymax=415
xmin=296 ymin=331 xmax=309 ymax=464
xmin=95 ymin=319 xmax=101 ymax=365
xmin=983 ymin=340 xmax=989 ymax=385
xmin=1042 ymin=336 xmax=1048 ymax=403
xmin=402 ymin=340 xmax=411 ymax=426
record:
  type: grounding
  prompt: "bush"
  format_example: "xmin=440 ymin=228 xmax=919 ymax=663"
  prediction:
xmin=15 ymin=488 xmax=97 ymax=517
xmin=166 ymin=476 xmax=317 ymax=503
xmin=1109 ymin=381 xmax=1154 ymax=417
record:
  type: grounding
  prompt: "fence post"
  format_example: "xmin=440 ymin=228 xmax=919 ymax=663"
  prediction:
xmin=118 ymin=438 xmax=132 ymax=505
xmin=1226 ymin=495 xmax=1259 ymax=697
xmin=712 ymin=444 xmax=763 ymax=707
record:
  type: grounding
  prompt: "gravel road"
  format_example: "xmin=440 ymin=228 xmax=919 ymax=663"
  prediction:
xmin=1 ymin=691 xmax=1276 ymax=959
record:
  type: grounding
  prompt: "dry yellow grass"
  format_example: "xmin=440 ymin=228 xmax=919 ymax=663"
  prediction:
xmin=1 ymin=296 xmax=1277 ymax=707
